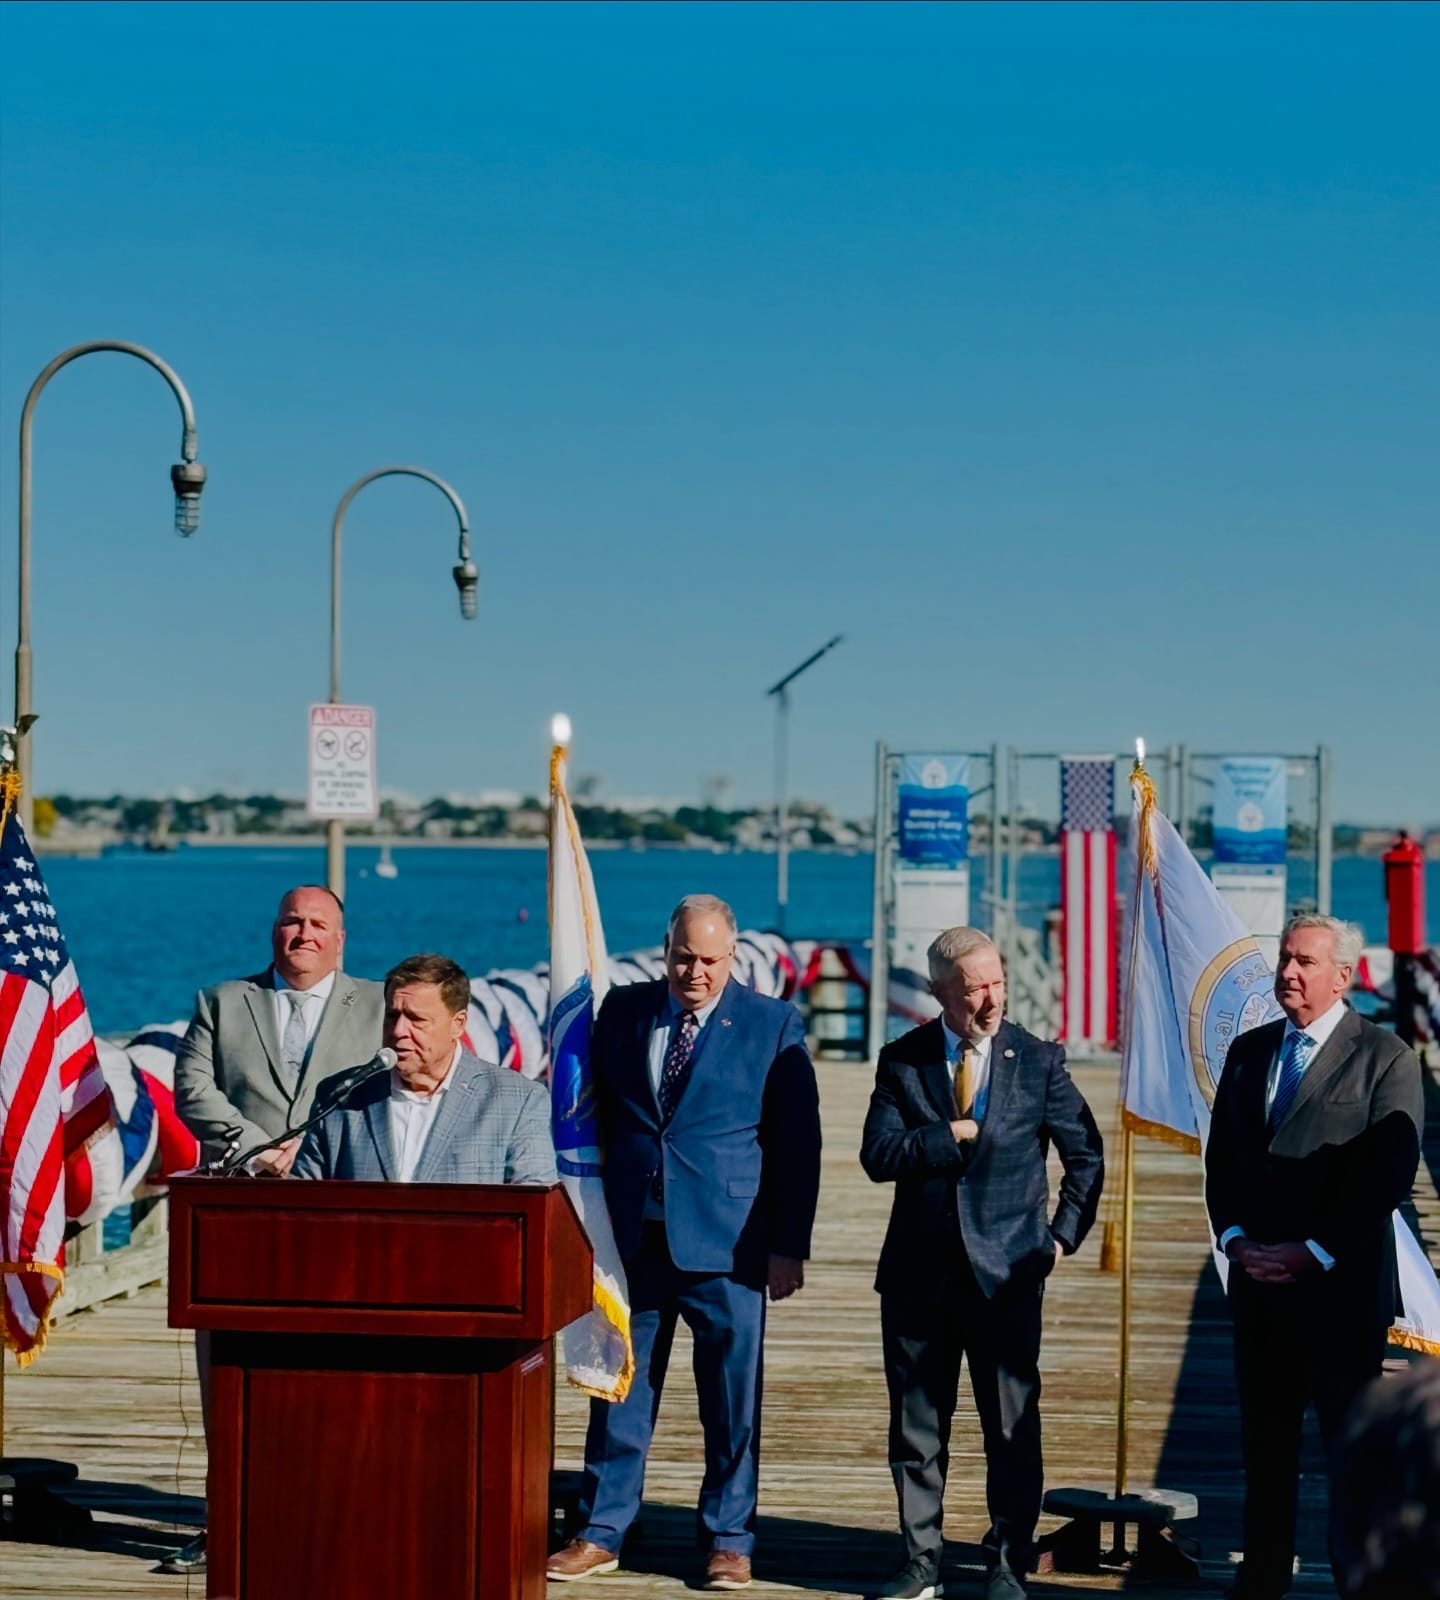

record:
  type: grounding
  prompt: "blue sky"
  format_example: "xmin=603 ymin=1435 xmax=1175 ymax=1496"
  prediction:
xmin=1 ymin=1 xmax=1435 ymax=823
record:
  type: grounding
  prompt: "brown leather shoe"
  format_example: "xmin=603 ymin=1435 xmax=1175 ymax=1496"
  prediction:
xmin=546 ymin=1538 xmax=620 ymax=1581
xmin=704 ymin=1549 xmax=753 ymax=1590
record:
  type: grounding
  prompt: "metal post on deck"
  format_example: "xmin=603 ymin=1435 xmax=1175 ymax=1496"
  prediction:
xmin=1005 ymin=746 xmax=1021 ymax=974
xmin=1175 ymin=744 xmax=1190 ymax=846
xmin=773 ymin=686 xmax=790 ymax=933
xmin=14 ymin=341 xmax=207 ymax=837
xmin=988 ymin=741 xmax=1003 ymax=947
xmin=326 ymin=467 xmax=476 ymax=901
xmin=766 ymin=635 xmax=843 ymax=935
xmin=1316 ymin=743 xmax=1333 ymax=915
xmin=867 ymin=742 xmax=891 ymax=1060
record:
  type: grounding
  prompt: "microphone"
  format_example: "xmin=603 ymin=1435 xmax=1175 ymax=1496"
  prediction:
xmin=314 ymin=1046 xmax=398 ymax=1110
xmin=204 ymin=1127 xmax=246 ymax=1176
xmin=221 ymin=1048 xmax=398 ymax=1175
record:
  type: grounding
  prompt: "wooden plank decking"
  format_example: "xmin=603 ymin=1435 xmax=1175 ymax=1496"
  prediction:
xmin=3 ymin=1056 xmax=1437 ymax=1599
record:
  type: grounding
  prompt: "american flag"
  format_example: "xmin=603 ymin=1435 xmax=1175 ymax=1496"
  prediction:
xmin=0 ymin=806 xmax=116 ymax=1362
xmin=1059 ymin=757 xmax=1118 ymax=1047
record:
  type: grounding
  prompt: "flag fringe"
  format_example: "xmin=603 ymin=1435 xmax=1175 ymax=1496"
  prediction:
xmin=1 ymin=1260 xmax=64 ymax=1366
xmin=0 ymin=762 xmax=19 ymax=848
xmin=592 ymin=1280 xmax=635 ymax=1397
xmin=1120 ymin=1108 xmax=1202 ymax=1154
xmin=564 ymin=1278 xmax=638 ymax=1401
xmin=1387 ymin=1327 xmax=1440 ymax=1357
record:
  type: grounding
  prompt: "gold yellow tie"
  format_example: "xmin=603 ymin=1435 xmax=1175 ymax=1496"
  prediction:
xmin=956 ymin=1046 xmax=978 ymax=1117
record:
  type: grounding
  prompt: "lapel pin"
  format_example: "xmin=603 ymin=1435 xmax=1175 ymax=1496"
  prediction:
xmin=343 ymin=991 xmax=355 ymax=1007
xmin=721 ymin=1019 xmax=733 ymax=1027
xmin=1004 ymin=1049 xmax=1015 ymax=1059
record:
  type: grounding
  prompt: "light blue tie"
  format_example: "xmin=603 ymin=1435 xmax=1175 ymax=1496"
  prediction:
xmin=281 ymin=991 xmax=309 ymax=1085
xmin=1268 ymin=1029 xmax=1313 ymax=1132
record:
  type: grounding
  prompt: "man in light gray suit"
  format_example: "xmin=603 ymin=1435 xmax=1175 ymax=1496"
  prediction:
xmin=293 ymin=952 xmax=556 ymax=1186
xmin=167 ymin=883 xmax=384 ymax=1573
xmin=175 ymin=884 xmax=385 ymax=1172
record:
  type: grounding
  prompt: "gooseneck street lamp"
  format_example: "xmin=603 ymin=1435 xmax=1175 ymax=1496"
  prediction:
xmin=327 ymin=467 xmax=476 ymax=898
xmin=766 ymin=634 xmax=844 ymax=933
xmin=14 ymin=341 xmax=206 ymax=834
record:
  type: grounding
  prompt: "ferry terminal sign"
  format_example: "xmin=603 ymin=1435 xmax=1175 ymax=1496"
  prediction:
xmin=897 ymin=754 xmax=970 ymax=868
xmin=307 ymin=703 xmax=378 ymax=820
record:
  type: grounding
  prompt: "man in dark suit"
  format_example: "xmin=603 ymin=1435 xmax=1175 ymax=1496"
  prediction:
xmin=547 ymin=895 xmax=822 ymax=1592
xmin=861 ymin=926 xmax=1104 ymax=1600
xmin=1205 ymin=913 xmax=1424 ymax=1600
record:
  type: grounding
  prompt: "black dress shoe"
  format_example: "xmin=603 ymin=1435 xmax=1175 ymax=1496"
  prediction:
xmin=870 ymin=1559 xmax=943 ymax=1599
xmin=985 ymin=1565 xmax=1026 ymax=1600
xmin=158 ymin=1529 xmax=206 ymax=1574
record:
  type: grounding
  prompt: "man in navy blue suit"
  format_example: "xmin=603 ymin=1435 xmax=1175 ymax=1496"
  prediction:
xmin=547 ymin=895 xmax=822 ymax=1592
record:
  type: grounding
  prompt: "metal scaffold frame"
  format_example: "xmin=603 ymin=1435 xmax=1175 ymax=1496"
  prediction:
xmin=868 ymin=742 xmax=1003 ymax=1056
xmin=869 ymin=742 xmax=1334 ymax=1058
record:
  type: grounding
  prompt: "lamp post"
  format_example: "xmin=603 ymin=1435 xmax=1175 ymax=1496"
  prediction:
xmin=766 ymin=634 xmax=843 ymax=933
xmin=14 ymin=341 xmax=206 ymax=833
xmin=327 ymin=467 xmax=476 ymax=898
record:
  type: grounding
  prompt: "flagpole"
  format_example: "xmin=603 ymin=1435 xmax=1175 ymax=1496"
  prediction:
xmin=1 ymin=750 xmax=12 ymax=1451
xmin=1115 ymin=1122 xmax=1135 ymax=1498
xmin=1114 ymin=738 xmax=1147 ymax=1500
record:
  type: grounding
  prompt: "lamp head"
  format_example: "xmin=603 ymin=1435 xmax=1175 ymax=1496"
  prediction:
xmin=171 ymin=461 xmax=207 ymax=536
xmin=453 ymin=557 xmax=479 ymax=620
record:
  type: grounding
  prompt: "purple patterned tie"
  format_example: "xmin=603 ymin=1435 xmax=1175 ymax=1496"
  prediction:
xmin=658 ymin=1010 xmax=699 ymax=1123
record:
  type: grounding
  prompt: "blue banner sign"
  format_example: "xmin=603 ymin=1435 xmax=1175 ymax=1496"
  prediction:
xmin=1213 ymin=756 xmax=1287 ymax=866
xmin=897 ymin=755 xmax=969 ymax=868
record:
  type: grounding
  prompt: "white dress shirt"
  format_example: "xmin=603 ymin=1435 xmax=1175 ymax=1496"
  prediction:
xmin=940 ymin=1022 xmax=994 ymax=1119
xmin=643 ymin=992 xmax=723 ymax=1220
xmin=647 ymin=992 xmax=724 ymax=1099
xmin=1265 ymin=996 xmax=1347 ymax=1113
xmin=272 ymin=966 xmax=336 ymax=1058
xmin=1218 ymin=997 xmax=1348 ymax=1271
xmin=387 ymin=1044 xmax=461 ymax=1183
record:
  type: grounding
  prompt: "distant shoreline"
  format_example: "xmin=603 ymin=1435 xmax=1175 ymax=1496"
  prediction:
xmin=32 ymin=834 xmax=1427 ymax=863
xmin=35 ymin=834 xmax=862 ymax=857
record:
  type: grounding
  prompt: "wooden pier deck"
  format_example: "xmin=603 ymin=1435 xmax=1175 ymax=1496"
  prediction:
xmin=4 ymin=1056 xmax=1437 ymax=1599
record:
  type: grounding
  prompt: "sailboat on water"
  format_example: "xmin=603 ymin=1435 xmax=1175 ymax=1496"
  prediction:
xmin=375 ymin=842 xmax=398 ymax=879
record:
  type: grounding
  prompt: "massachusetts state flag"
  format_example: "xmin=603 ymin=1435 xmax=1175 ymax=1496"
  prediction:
xmin=1120 ymin=759 xmax=1440 ymax=1355
xmin=0 ymin=784 xmax=121 ymax=1362
xmin=548 ymin=721 xmax=634 ymax=1401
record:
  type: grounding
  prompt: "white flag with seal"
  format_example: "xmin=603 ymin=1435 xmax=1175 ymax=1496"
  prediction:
xmin=1121 ymin=759 xmax=1440 ymax=1355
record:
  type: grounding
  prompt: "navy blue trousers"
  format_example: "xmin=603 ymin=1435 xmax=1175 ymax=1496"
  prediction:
xmin=578 ymin=1223 xmax=765 ymax=1556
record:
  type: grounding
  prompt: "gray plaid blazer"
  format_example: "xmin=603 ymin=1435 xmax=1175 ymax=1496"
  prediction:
xmin=291 ymin=1051 xmax=557 ymax=1185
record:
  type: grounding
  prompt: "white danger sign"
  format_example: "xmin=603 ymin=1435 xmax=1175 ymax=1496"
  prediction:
xmin=307 ymin=704 xmax=378 ymax=820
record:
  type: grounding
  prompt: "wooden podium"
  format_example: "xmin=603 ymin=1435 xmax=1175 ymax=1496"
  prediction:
xmin=168 ymin=1178 xmax=593 ymax=1600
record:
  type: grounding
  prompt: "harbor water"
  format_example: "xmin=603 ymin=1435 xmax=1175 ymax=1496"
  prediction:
xmin=40 ymin=844 xmax=1439 ymax=1037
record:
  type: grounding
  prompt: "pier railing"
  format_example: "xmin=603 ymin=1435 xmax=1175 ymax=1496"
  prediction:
xmin=56 ymin=1194 xmax=170 ymax=1321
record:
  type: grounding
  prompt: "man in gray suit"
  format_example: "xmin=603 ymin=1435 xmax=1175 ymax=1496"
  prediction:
xmin=175 ymin=884 xmax=385 ymax=1172
xmin=167 ymin=883 xmax=384 ymax=1573
xmin=293 ymin=952 xmax=556 ymax=1186
xmin=1206 ymin=913 xmax=1424 ymax=1600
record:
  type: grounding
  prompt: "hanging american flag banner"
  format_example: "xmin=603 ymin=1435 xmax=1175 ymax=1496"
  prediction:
xmin=0 ymin=784 xmax=117 ymax=1362
xmin=1060 ymin=756 xmax=1118 ymax=1047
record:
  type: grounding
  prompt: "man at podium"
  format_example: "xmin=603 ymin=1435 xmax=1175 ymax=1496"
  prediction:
xmin=292 ymin=952 xmax=557 ymax=1185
